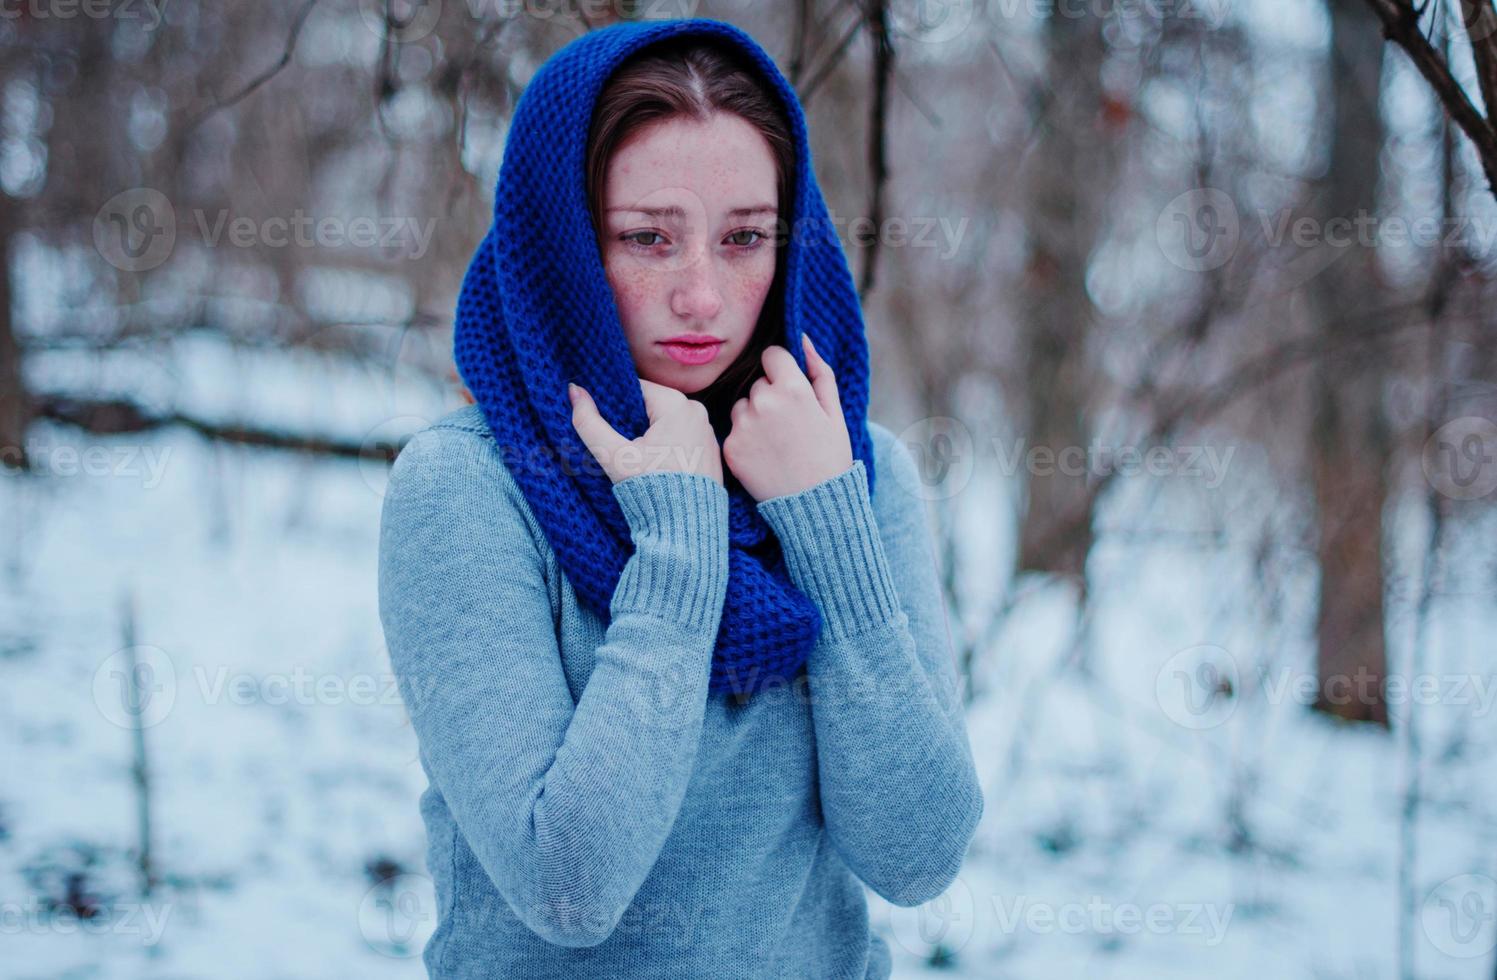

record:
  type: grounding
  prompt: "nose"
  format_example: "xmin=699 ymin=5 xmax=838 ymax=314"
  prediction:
xmin=669 ymin=246 xmax=724 ymax=321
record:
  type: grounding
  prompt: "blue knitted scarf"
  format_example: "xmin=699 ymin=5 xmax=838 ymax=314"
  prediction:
xmin=453 ymin=17 xmax=876 ymax=698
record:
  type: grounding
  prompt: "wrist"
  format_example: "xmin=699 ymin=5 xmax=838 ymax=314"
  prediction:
xmin=754 ymin=459 xmax=903 ymax=640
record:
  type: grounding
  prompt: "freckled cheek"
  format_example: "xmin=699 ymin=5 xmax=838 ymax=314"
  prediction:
xmin=725 ymin=256 xmax=777 ymax=309
xmin=604 ymin=258 xmax=666 ymax=318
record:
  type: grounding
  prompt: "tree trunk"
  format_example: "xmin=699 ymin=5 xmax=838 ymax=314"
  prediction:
xmin=0 ymin=191 xmax=26 ymax=471
xmin=1014 ymin=7 xmax=1113 ymax=585
xmin=1309 ymin=0 xmax=1391 ymax=727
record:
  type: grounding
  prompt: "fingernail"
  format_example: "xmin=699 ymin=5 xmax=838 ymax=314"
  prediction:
xmin=568 ymin=382 xmax=579 ymax=403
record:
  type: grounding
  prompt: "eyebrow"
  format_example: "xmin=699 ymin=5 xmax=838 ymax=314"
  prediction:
xmin=606 ymin=203 xmax=777 ymax=219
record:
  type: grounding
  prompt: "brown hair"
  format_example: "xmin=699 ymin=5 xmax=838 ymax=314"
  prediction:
xmin=585 ymin=36 xmax=795 ymax=440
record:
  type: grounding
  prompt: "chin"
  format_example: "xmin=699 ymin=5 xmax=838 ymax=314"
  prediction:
xmin=660 ymin=351 xmax=731 ymax=386
xmin=636 ymin=364 xmax=712 ymax=396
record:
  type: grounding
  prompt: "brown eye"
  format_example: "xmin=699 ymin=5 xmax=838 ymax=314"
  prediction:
xmin=726 ymin=229 xmax=765 ymax=247
xmin=624 ymin=231 xmax=663 ymax=247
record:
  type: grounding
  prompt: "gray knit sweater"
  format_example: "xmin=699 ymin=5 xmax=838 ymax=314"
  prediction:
xmin=377 ymin=402 xmax=983 ymax=978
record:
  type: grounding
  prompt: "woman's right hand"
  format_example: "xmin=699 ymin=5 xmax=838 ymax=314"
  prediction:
xmin=569 ymin=378 xmax=724 ymax=487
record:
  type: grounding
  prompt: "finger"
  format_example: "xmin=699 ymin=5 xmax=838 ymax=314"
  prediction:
xmin=801 ymin=333 xmax=842 ymax=416
xmin=637 ymin=376 xmax=685 ymax=425
xmin=748 ymin=376 xmax=771 ymax=405
xmin=759 ymin=344 xmax=808 ymax=391
xmin=569 ymin=383 xmax=627 ymax=459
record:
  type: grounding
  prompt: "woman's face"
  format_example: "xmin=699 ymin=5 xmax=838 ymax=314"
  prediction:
xmin=600 ymin=111 xmax=779 ymax=394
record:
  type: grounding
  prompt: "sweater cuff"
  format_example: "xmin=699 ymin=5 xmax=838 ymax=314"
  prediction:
xmin=755 ymin=460 xmax=903 ymax=641
xmin=610 ymin=470 xmax=731 ymax=633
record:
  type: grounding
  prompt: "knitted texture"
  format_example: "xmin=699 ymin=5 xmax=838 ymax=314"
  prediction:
xmin=452 ymin=17 xmax=875 ymax=697
xmin=377 ymin=404 xmax=984 ymax=976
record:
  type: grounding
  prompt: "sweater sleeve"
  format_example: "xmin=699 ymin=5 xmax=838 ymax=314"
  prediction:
xmin=755 ymin=432 xmax=983 ymax=907
xmin=377 ymin=426 xmax=730 ymax=949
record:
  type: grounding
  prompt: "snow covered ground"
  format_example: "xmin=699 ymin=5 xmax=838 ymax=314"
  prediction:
xmin=3 ymin=335 xmax=1494 ymax=978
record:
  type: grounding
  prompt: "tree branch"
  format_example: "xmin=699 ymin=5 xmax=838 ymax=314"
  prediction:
xmin=1361 ymin=0 xmax=1497 ymax=197
xmin=32 ymin=394 xmax=399 ymax=462
xmin=180 ymin=0 xmax=321 ymax=134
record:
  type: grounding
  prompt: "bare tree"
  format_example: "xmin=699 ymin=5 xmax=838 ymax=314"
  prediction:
xmin=1306 ymin=0 xmax=1393 ymax=726
xmin=1361 ymin=0 xmax=1497 ymax=197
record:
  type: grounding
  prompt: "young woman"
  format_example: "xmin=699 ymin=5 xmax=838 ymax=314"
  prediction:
xmin=378 ymin=17 xmax=983 ymax=979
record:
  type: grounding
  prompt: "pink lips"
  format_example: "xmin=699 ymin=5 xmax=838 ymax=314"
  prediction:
xmin=659 ymin=334 xmax=725 ymax=366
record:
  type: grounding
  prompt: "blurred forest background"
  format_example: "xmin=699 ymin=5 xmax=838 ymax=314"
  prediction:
xmin=2 ymin=0 xmax=1496 ymax=977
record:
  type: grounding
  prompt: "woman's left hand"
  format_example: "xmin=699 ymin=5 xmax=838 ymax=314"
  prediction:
xmin=723 ymin=333 xmax=854 ymax=502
